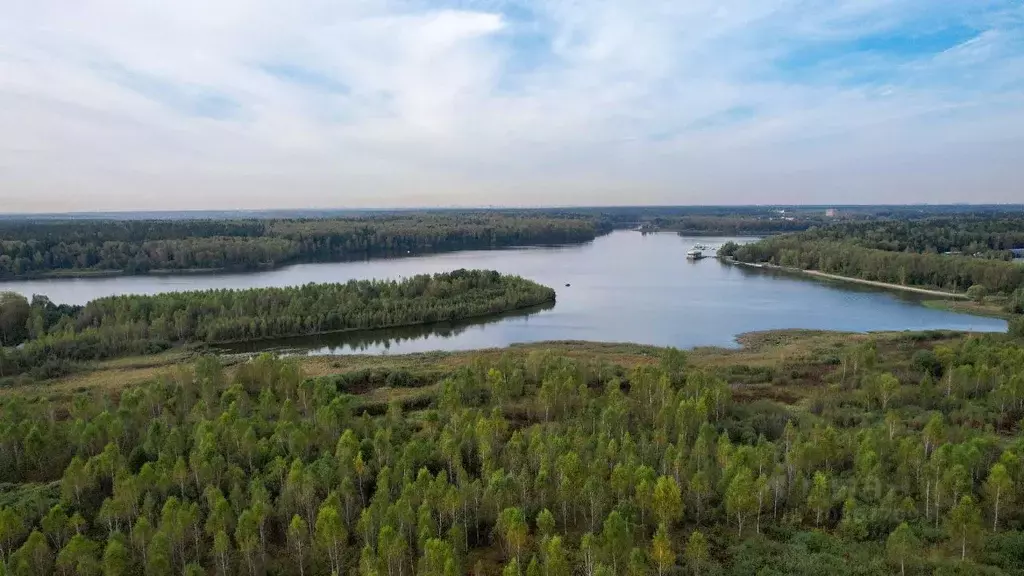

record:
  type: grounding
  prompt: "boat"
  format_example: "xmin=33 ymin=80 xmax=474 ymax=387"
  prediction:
xmin=686 ymin=247 xmax=704 ymax=260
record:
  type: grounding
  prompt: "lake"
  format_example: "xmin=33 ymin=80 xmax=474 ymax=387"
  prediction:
xmin=2 ymin=231 xmax=1006 ymax=354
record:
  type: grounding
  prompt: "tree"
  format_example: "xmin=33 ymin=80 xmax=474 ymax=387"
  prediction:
xmin=725 ymin=467 xmax=755 ymax=536
xmin=10 ymin=530 xmax=52 ymax=576
xmin=652 ymin=476 xmax=683 ymax=527
xmin=807 ymin=471 xmax=831 ymax=527
xmin=886 ymin=522 xmax=918 ymax=576
xmin=288 ymin=514 xmax=310 ymax=576
xmin=56 ymin=534 xmax=100 ymax=576
xmin=985 ymin=463 xmax=1013 ymax=531
xmin=497 ymin=508 xmax=528 ymax=564
xmin=601 ymin=511 xmax=630 ymax=575
xmin=212 ymin=530 xmax=231 ymax=576
xmin=536 ymin=509 xmax=556 ymax=539
xmin=100 ymin=537 xmax=130 ymax=576
xmin=315 ymin=504 xmax=347 ymax=575
xmin=945 ymin=496 xmax=982 ymax=561
xmin=41 ymin=506 xmax=71 ymax=551
xmin=627 ymin=548 xmax=647 ymax=576
xmin=503 ymin=558 xmax=521 ymax=576
xmin=683 ymin=531 xmax=708 ymax=576
xmin=875 ymin=373 xmax=900 ymax=411
xmin=0 ymin=507 xmax=25 ymax=561
xmin=0 ymin=292 xmax=29 ymax=346
xmin=542 ymin=536 xmax=570 ymax=576
xmin=967 ymin=284 xmax=988 ymax=303
xmin=1010 ymin=317 xmax=1024 ymax=338
xmin=689 ymin=470 xmax=710 ymax=524
xmin=419 ymin=539 xmax=456 ymax=576
xmin=650 ymin=524 xmax=674 ymax=576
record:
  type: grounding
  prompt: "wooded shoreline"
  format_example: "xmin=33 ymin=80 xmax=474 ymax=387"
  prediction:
xmin=722 ymin=258 xmax=969 ymax=299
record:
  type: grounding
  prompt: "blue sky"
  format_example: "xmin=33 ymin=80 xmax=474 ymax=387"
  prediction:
xmin=0 ymin=0 xmax=1022 ymax=211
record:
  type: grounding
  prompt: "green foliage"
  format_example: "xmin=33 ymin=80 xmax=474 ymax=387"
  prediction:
xmin=0 ymin=332 xmax=1022 ymax=574
xmin=886 ymin=522 xmax=919 ymax=575
xmin=0 ymin=292 xmax=30 ymax=347
xmin=0 ymin=214 xmax=602 ymax=279
xmin=730 ymin=221 xmax=1024 ymax=295
xmin=0 ymin=270 xmax=555 ymax=378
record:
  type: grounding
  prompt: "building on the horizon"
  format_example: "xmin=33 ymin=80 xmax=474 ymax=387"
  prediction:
xmin=825 ymin=208 xmax=837 ymax=217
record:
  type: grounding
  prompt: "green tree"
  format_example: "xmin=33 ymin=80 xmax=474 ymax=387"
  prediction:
xmin=652 ymin=476 xmax=683 ymax=527
xmin=875 ymin=373 xmax=900 ymax=411
xmin=886 ymin=522 xmax=918 ymax=576
xmin=683 ymin=531 xmax=708 ymax=576
xmin=967 ymin=284 xmax=988 ymax=303
xmin=627 ymin=548 xmax=647 ymax=576
xmin=101 ymin=538 xmax=129 ymax=576
xmin=0 ymin=292 xmax=30 ymax=346
xmin=56 ymin=534 xmax=100 ymax=576
xmin=650 ymin=523 xmax=674 ymax=576
xmin=0 ymin=507 xmax=25 ymax=561
xmin=536 ymin=509 xmax=556 ymax=539
xmin=288 ymin=514 xmax=310 ymax=576
xmin=497 ymin=508 xmax=528 ymax=564
xmin=945 ymin=496 xmax=982 ymax=561
xmin=725 ymin=467 xmax=755 ymax=536
xmin=503 ymin=557 xmax=521 ymax=576
xmin=41 ymin=505 xmax=70 ymax=551
xmin=807 ymin=471 xmax=831 ymax=527
xmin=315 ymin=504 xmax=347 ymax=575
xmin=984 ymin=463 xmax=1013 ymax=531
xmin=601 ymin=511 xmax=630 ymax=575
xmin=542 ymin=535 xmax=570 ymax=576
xmin=419 ymin=538 xmax=456 ymax=576
xmin=10 ymin=530 xmax=52 ymax=576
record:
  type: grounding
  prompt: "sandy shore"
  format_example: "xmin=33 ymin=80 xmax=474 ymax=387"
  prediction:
xmin=724 ymin=260 xmax=967 ymax=299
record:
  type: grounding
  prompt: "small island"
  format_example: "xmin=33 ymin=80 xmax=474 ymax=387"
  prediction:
xmin=0 ymin=269 xmax=555 ymax=378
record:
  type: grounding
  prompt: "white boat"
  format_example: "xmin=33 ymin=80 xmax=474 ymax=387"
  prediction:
xmin=686 ymin=248 xmax=704 ymax=259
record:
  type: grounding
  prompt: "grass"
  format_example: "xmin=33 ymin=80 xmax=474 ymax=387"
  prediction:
xmin=921 ymin=298 xmax=1015 ymax=320
xmin=1 ymin=330 xmax=973 ymax=410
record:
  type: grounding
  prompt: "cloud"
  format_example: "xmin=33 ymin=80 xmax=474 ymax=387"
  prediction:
xmin=0 ymin=0 xmax=1022 ymax=211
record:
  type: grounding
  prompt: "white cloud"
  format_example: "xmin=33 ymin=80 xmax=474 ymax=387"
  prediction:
xmin=0 ymin=0 xmax=1022 ymax=211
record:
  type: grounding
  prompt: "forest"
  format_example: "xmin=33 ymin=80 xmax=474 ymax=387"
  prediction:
xmin=0 ymin=271 xmax=555 ymax=379
xmin=720 ymin=214 xmax=1024 ymax=310
xmin=0 ymin=215 xmax=604 ymax=279
xmin=783 ymin=217 xmax=1024 ymax=261
xmin=2 ymin=329 xmax=1024 ymax=575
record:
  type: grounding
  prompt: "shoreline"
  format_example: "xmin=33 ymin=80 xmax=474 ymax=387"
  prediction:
xmin=722 ymin=259 xmax=968 ymax=299
xmin=0 ymin=241 xmax=599 ymax=283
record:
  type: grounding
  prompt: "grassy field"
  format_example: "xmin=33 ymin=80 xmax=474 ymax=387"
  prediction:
xmin=922 ymin=297 xmax=1015 ymax=319
xmin=1 ymin=329 xmax=970 ymax=413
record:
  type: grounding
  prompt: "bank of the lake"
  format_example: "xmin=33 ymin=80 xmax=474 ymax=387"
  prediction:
xmin=2 ymin=328 xmax=960 ymax=399
xmin=721 ymin=259 xmax=969 ymax=299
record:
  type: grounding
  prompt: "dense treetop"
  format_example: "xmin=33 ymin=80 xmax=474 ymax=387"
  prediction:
xmin=2 ymin=330 xmax=1024 ymax=574
xmin=0 ymin=214 xmax=604 ymax=279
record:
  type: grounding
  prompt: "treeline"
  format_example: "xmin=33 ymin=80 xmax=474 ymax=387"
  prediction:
xmin=0 ymin=271 xmax=555 ymax=378
xmin=0 ymin=214 xmax=603 ymax=279
xmin=792 ymin=217 xmax=1024 ymax=260
xmin=2 ymin=332 xmax=1024 ymax=574
xmin=723 ymin=236 xmax=1024 ymax=296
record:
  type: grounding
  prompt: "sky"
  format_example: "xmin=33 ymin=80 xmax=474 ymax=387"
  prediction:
xmin=1 ymin=0 xmax=1023 ymax=212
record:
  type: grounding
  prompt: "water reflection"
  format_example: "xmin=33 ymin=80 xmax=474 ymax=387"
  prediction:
xmin=219 ymin=302 xmax=555 ymax=356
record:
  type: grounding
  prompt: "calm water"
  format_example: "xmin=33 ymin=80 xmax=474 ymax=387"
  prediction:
xmin=2 ymin=231 xmax=1006 ymax=353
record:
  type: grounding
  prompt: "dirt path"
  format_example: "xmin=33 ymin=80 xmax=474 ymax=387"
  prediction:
xmin=725 ymin=260 xmax=968 ymax=299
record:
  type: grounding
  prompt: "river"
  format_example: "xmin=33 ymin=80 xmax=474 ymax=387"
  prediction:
xmin=1 ymin=231 xmax=1006 ymax=354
